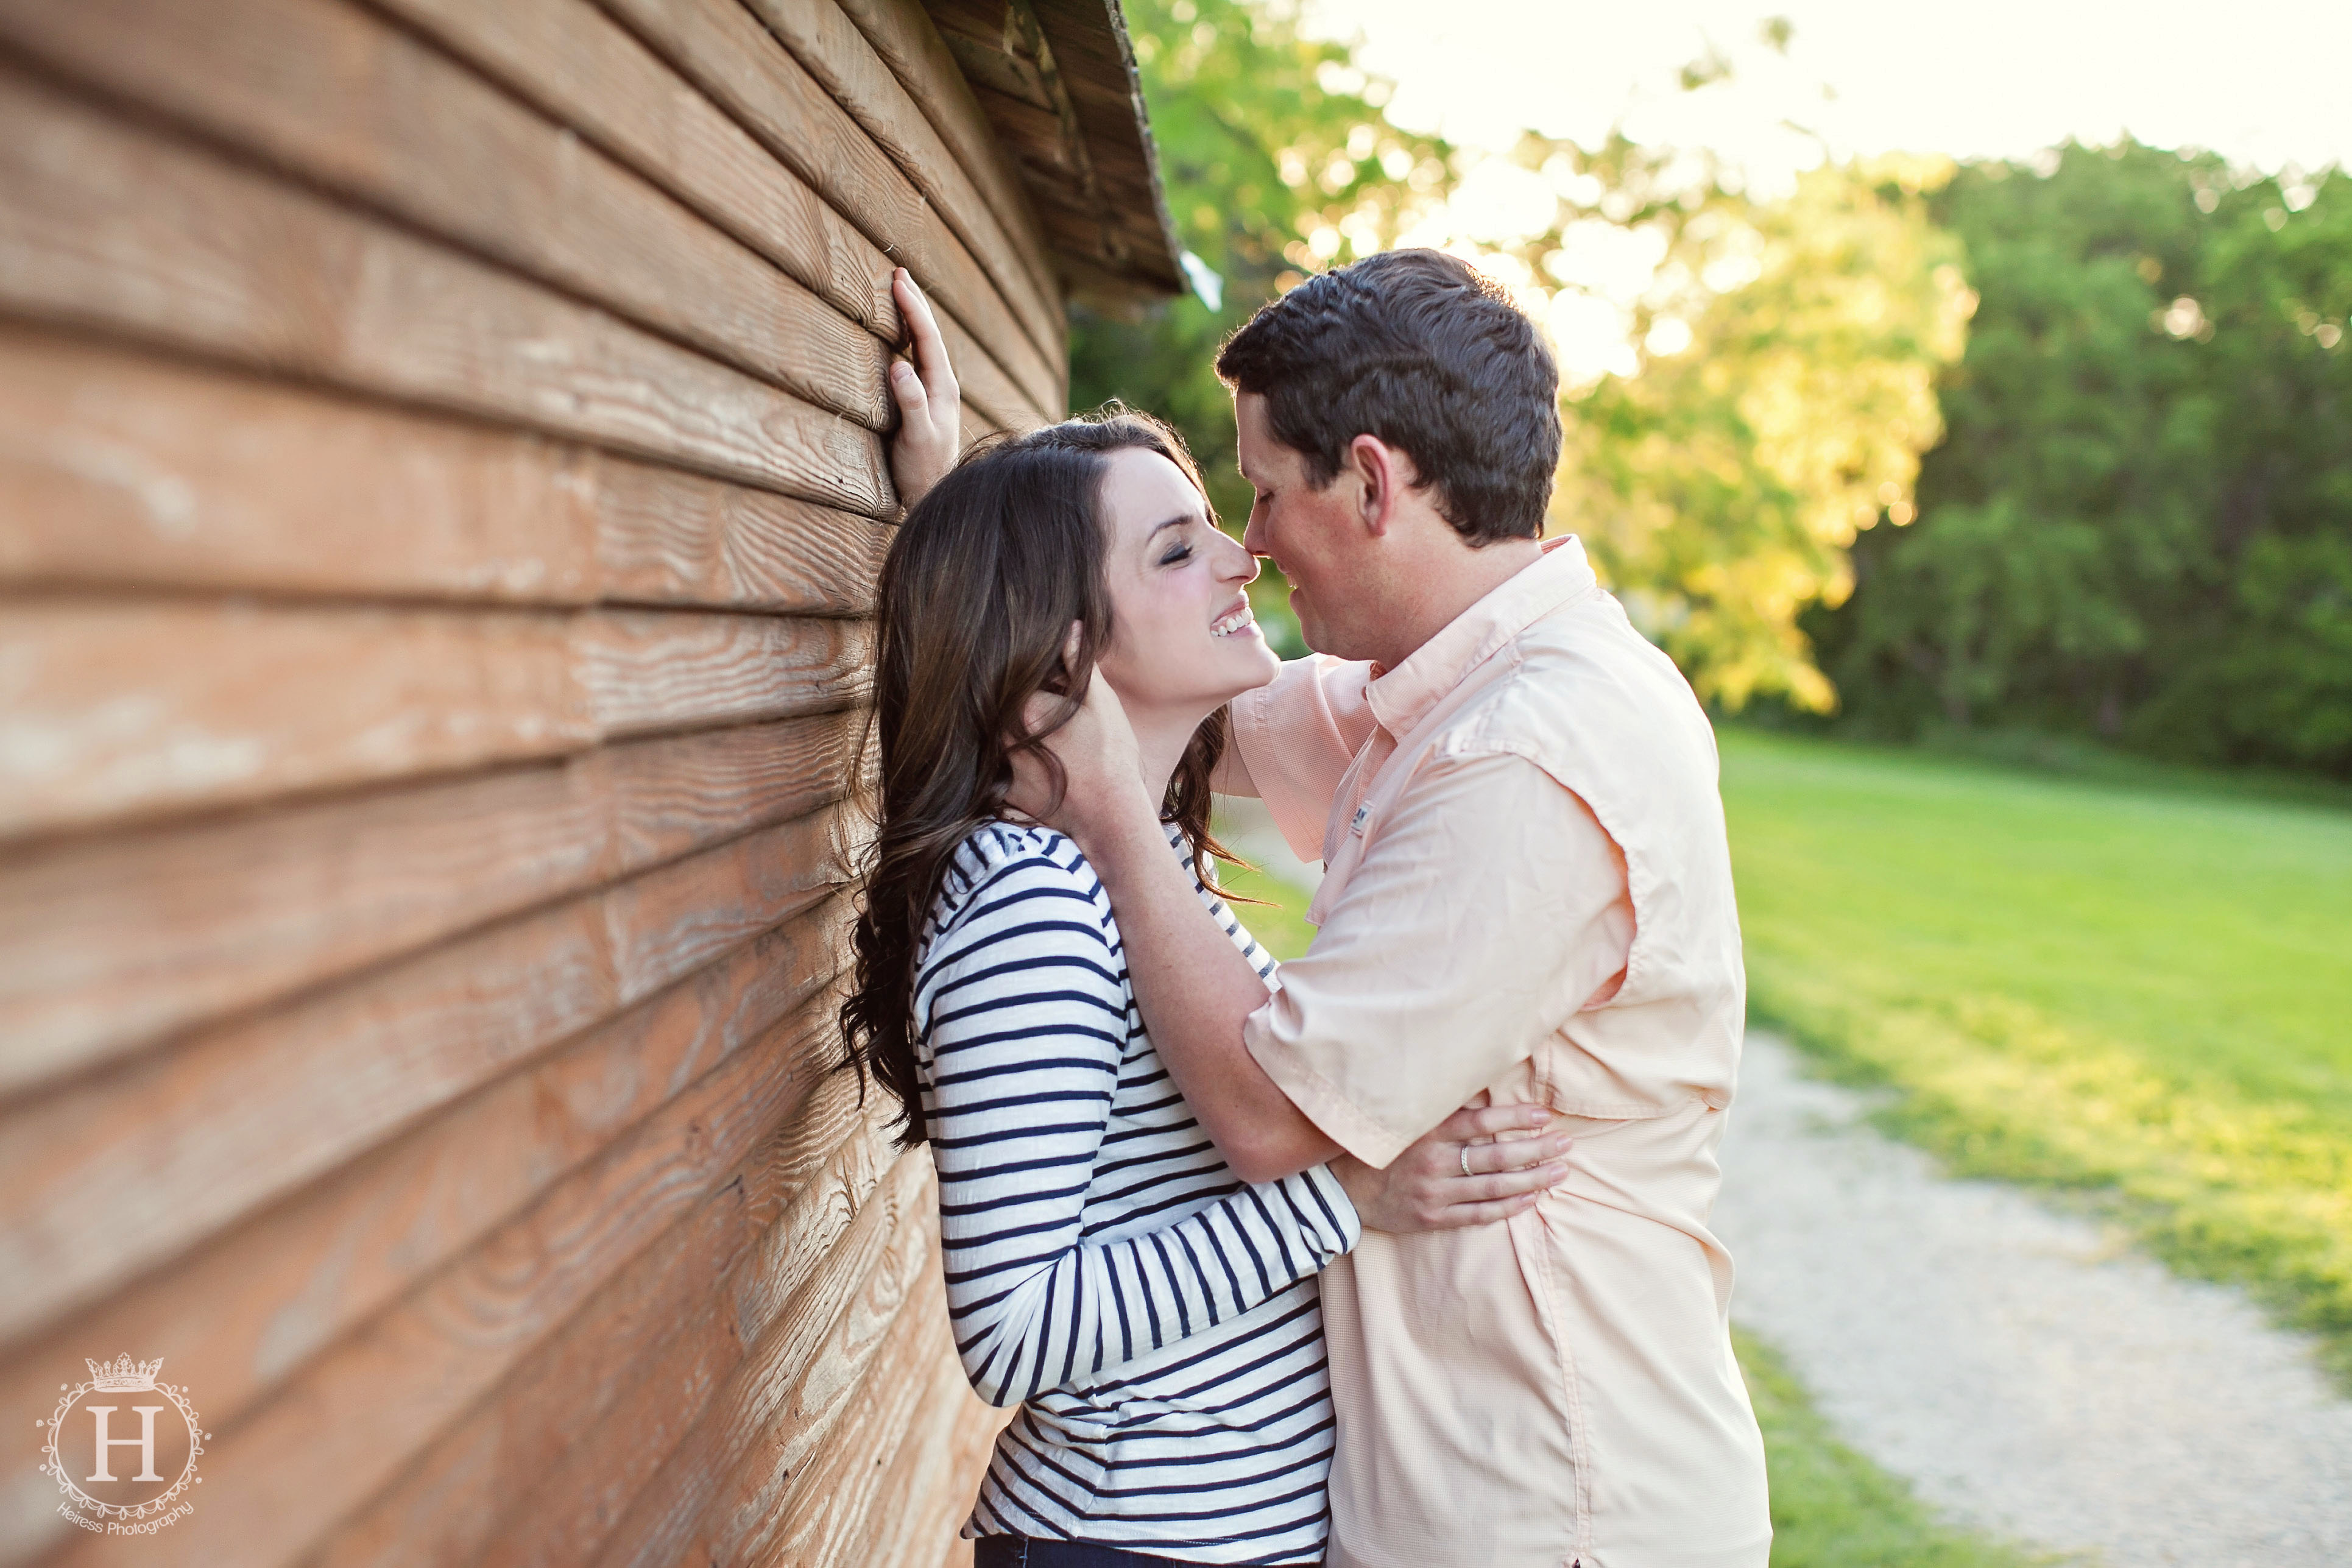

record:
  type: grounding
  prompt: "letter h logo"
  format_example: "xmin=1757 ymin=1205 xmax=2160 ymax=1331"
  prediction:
xmin=85 ymin=1405 xmax=166 ymax=1483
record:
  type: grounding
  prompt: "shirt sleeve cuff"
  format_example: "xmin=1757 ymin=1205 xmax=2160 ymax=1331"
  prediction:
xmin=1300 ymin=1162 xmax=1363 ymax=1253
xmin=1246 ymin=1003 xmax=1413 ymax=1170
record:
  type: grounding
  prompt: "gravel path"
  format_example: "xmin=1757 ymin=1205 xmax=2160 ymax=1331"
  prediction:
xmin=1218 ymin=799 xmax=2352 ymax=1564
xmin=1717 ymin=1031 xmax=2352 ymax=1566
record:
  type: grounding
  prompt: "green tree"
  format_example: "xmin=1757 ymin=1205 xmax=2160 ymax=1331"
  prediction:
xmin=1087 ymin=9 xmax=1974 ymax=713
xmin=1812 ymin=144 xmax=2352 ymax=773
xmin=1534 ymin=146 xmax=1972 ymax=710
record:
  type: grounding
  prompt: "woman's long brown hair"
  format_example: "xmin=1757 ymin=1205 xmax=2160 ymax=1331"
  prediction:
xmin=840 ymin=409 xmax=1238 ymax=1149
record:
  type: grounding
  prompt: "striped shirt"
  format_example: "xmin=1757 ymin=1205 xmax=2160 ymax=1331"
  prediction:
xmin=914 ymin=821 xmax=1360 ymax=1566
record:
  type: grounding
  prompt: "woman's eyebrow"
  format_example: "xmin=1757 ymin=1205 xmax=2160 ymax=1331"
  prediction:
xmin=1147 ymin=514 xmax=1196 ymax=540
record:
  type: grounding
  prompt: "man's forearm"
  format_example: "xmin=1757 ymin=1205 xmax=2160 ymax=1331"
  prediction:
xmin=1076 ymin=811 xmax=1339 ymax=1183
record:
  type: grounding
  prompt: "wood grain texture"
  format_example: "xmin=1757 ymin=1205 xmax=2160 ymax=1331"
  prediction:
xmin=930 ymin=0 xmax=1118 ymax=288
xmin=1028 ymin=0 xmax=1187 ymax=291
xmin=926 ymin=0 xmax=1185 ymax=304
xmin=0 ymin=63 xmax=890 ymax=514
xmin=593 ymin=445 xmax=894 ymax=610
xmin=0 ymin=811 xmax=852 ymax=1365
xmin=742 ymin=0 xmax=1062 ymax=349
xmin=791 ymin=1299 xmax=997 ymax=1568
xmin=320 ymin=1222 xmax=756 ymax=1568
xmin=590 ymin=0 xmax=1064 ymax=384
xmin=493 ymin=1073 xmax=894 ymax=1568
xmin=0 ymin=909 xmax=853 ymax=1567
xmin=319 ymin=1076 xmax=897 ymax=1568
xmin=0 ymin=2 xmax=1064 ymax=1563
xmin=0 ymin=0 xmax=897 ymax=431
xmin=33 ymin=1012 xmax=841 ymax=1568
xmin=0 ymin=599 xmax=871 ymax=851
xmin=0 ymin=708 xmax=866 ymax=1088
xmin=832 ymin=0 xmax=1055 ymax=313
xmin=933 ymin=1395 xmax=1019 ymax=1568
xmin=0 ymin=328 xmax=895 ymax=606
xmin=735 ymin=1274 xmax=973 ymax=1568
xmin=585 ymin=1139 xmax=941 ymax=1567
xmin=370 ymin=0 xmax=1060 ymax=427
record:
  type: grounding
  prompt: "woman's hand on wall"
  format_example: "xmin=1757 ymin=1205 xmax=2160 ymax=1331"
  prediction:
xmin=1331 ymin=1103 xmax=1573 ymax=1232
xmin=886 ymin=268 xmax=961 ymax=510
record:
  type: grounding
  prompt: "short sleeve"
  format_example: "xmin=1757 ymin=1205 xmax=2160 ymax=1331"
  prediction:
xmin=1221 ymin=654 xmax=1380 ymax=860
xmin=1241 ymin=750 xmax=1633 ymax=1167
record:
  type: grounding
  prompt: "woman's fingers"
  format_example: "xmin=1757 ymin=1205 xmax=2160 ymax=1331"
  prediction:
xmin=1460 ymin=1131 xmax=1573 ymax=1177
xmin=1425 ymin=1189 xmax=1550 ymax=1230
xmin=893 ymin=268 xmax=955 ymax=398
xmin=1452 ymin=1162 xmax=1569 ymax=1205
xmin=888 ymin=356 xmax=927 ymax=415
xmin=883 ymin=270 xmax=959 ymax=510
xmin=1430 ymin=1101 xmax=1555 ymax=1147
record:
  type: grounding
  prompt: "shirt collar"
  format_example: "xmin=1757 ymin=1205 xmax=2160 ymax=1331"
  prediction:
xmin=1365 ymin=534 xmax=1598 ymax=736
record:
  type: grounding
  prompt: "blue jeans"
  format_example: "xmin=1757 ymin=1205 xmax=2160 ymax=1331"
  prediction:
xmin=972 ymin=1537 xmax=1198 ymax=1568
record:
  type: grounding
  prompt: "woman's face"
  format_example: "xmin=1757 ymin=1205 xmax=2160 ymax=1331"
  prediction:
xmin=1093 ymin=447 xmax=1278 ymax=722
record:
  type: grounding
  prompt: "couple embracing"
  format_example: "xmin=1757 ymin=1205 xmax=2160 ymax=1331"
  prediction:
xmin=842 ymin=250 xmax=1770 ymax=1568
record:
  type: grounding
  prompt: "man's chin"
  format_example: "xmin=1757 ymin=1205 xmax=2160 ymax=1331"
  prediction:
xmin=1296 ymin=613 xmax=1344 ymax=659
xmin=1289 ymin=590 xmax=1327 ymax=655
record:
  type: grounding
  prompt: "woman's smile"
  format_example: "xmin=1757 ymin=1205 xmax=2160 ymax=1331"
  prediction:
xmin=1095 ymin=447 xmax=1280 ymax=730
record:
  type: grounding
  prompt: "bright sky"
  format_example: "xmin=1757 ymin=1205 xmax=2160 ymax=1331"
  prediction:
xmin=1304 ymin=0 xmax=2352 ymax=180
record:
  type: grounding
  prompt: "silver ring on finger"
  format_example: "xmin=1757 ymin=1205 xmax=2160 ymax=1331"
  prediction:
xmin=1459 ymin=1143 xmax=1474 ymax=1179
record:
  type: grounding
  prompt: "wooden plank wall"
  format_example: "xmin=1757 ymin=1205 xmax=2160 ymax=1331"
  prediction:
xmin=0 ymin=0 xmax=1054 ymax=1561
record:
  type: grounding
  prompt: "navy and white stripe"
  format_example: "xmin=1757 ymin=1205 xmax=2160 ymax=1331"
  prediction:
xmin=916 ymin=821 xmax=1358 ymax=1566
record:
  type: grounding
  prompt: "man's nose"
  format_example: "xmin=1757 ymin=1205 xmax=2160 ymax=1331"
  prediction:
xmin=1240 ymin=507 xmax=1268 ymax=559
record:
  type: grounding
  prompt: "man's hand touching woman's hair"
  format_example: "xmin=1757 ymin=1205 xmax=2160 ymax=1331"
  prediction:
xmin=1005 ymin=654 xmax=1576 ymax=1231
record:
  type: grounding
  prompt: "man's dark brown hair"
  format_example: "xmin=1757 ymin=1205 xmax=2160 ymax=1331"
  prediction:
xmin=1214 ymin=248 xmax=1563 ymax=545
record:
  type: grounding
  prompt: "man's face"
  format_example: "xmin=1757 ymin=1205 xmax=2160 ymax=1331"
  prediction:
xmin=1235 ymin=392 xmax=1376 ymax=659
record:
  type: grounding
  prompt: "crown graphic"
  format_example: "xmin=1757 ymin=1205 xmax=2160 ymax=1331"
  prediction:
xmin=85 ymin=1354 xmax=163 ymax=1393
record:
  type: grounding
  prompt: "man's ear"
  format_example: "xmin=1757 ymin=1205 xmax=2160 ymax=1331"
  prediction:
xmin=1345 ymin=434 xmax=1416 ymax=539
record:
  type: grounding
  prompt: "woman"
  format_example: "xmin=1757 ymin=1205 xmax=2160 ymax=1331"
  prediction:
xmin=847 ymin=277 xmax=1573 ymax=1567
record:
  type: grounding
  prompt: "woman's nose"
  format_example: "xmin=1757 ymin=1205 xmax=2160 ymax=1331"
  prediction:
xmin=1218 ymin=532 xmax=1261 ymax=584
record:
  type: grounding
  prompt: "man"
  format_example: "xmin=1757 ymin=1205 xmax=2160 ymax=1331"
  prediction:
xmin=1018 ymin=250 xmax=1771 ymax=1568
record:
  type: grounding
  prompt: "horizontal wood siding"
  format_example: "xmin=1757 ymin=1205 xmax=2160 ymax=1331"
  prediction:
xmin=0 ymin=0 xmax=1040 ymax=1560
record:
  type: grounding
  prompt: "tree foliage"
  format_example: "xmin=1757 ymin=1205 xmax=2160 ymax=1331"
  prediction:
xmin=1086 ymin=4 xmax=1968 ymax=707
xmin=1812 ymin=145 xmax=2352 ymax=774
xmin=1070 ymin=0 xmax=1449 ymax=546
xmin=1084 ymin=7 xmax=2352 ymax=775
xmin=1526 ymin=144 xmax=1972 ymax=710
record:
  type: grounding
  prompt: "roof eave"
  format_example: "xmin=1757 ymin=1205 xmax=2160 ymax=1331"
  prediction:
xmin=926 ymin=0 xmax=1187 ymax=306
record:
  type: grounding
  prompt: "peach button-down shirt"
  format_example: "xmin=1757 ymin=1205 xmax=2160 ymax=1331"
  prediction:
xmin=1227 ymin=539 xmax=1770 ymax=1568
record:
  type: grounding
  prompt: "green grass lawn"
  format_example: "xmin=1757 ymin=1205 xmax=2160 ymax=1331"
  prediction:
xmin=1212 ymin=858 xmax=1321 ymax=961
xmin=1216 ymin=840 xmax=2052 ymax=1566
xmin=1721 ymin=728 xmax=2352 ymax=1380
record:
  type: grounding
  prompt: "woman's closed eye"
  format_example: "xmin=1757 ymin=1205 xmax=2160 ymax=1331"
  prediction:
xmin=1158 ymin=540 xmax=1194 ymax=567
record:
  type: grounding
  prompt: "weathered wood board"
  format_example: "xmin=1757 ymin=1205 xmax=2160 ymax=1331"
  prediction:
xmin=0 ymin=0 xmax=1171 ymax=1562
